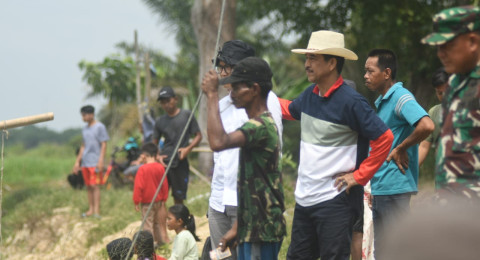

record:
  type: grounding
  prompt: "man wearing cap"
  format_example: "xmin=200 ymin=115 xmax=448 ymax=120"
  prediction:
xmin=208 ymin=40 xmax=283 ymax=258
xmin=202 ymin=57 xmax=286 ymax=259
xmin=364 ymin=49 xmax=434 ymax=258
xmin=422 ymin=6 xmax=480 ymax=201
xmin=280 ymin=30 xmax=394 ymax=259
xmin=153 ymin=86 xmax=202 ymax=205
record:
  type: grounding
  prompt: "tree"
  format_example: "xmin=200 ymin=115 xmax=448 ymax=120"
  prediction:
xmin=142 ymin=0 xmax=237 ymax=174
xmin=78 ymin=55 xmax=137 ymax=105
xmin=141 ymin=0 xmax=475 ymax=175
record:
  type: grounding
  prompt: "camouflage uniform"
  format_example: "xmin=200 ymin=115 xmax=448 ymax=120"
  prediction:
xmin=422 ymin=6 xmax=480 ymax=200
xmin=237 ymin=112 xmax=286 ymax=243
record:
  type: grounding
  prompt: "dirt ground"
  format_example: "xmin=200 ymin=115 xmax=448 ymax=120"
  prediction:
xmin=1 ymin=206 xmax=210 ymax=260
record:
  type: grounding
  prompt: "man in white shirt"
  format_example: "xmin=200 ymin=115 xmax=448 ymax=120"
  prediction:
xmin=208 ymin=40 xmax=283 ymax=258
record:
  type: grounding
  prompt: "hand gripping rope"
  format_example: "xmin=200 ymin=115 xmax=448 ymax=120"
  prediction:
xmin=125 ymin=0 xmax=228 ymax=258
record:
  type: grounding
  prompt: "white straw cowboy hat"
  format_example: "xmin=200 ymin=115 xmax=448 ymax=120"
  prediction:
xmin=292 ymin=30 xmax=358 ymax=60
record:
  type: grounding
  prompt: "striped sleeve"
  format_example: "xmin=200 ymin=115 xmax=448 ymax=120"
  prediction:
xmin=395 ymin=94 xmax=415 ymax=117
xmin=396 ymin=92 xmax=429 ymax=126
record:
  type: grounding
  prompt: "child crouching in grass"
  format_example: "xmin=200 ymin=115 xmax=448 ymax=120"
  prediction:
xmin=167 ymin=204 xmax=200 ymax=260
xmin=133 ymin=143 xmax=170 ymax=246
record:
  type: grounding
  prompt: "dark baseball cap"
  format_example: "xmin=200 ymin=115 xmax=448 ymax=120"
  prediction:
xmin=157 ymin=86 xmax=175 ymax=100
xmin=219 ymin=57 xmax=273 ymax=85
xmin=215 ymin=40 xmax=255 ymax=66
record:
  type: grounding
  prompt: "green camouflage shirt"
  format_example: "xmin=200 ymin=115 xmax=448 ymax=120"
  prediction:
xmin=237 ymin=111 xmax=286 ymax=243
xmin=435 ymin=61 xmax=480 ymax=199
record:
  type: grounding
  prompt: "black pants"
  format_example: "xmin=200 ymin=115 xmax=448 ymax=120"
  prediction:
xmin=287 ymin=191 xmax=352 ymax=260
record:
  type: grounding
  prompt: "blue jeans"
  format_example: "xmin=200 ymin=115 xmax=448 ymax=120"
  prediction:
xmin=372 ymin=193 xmax=411 ymax=259
xmin=238 ymin=241 xmax=282 ymax=260
xmin=287 ymin=191 xmax=352 ymax=260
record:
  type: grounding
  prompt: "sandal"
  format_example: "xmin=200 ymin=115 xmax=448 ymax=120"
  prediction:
xmin=81 ymin=212 xmax=93 ymax=218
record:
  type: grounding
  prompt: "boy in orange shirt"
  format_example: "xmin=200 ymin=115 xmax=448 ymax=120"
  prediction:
xmin=133 ymin=143 xmax=170 ymax=245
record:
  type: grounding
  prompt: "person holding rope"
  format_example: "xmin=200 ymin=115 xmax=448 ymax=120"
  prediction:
xmin=202 ymin=57 xmax=286 ymax=259
xmin=153 ymin=86 xmax=202 ymax=205
xmin=207 ymin=40 xmax=283 ymax=259
xmin=279 ymin=30 xmax=394 ymax=260
xmin=73 ymin=105 xmax=109 ymax=218
xmin=421 ymin=6 xmax=480 ymax=202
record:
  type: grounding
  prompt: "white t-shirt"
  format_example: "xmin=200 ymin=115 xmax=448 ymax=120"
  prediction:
xmin=209 ymin=91 xmax=283 ymax=212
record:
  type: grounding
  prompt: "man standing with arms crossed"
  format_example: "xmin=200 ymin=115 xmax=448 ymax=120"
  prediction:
xmin=364 ymin=49 xmax=434 ymax=258
xmin=422 ymin=6 xmax=480 ymax=201
xmin=280 ymin=30 xmax=394 ymax=260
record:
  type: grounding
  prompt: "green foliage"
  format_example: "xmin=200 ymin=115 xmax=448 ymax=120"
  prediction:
xmin=5 ymin=125 xmax=81 ymax=149
xmin=78 ymin=55 xmax=137 ymax=105
xmin=2 ymin=143 xmax=74 ymax=186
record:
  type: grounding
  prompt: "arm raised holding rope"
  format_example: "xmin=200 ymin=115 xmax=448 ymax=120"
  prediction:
xmin=202 ymin=58 xmax=287 ymax=257
xmin=202 ymin=70 xmax=246 ymax=151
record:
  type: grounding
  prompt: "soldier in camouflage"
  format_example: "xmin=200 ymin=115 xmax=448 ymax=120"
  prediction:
xmin=201 ymin=57 xmax=286 ymax=259
xmin=422 ymin=6 xmax=480 ymax=201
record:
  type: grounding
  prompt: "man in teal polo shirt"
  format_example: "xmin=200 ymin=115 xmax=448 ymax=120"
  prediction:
xmin=364 ymin=49 xmax=434 ymax=259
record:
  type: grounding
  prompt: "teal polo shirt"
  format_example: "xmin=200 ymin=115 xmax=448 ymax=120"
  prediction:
xmin=371 ymin=82 xmax=428 ymax=195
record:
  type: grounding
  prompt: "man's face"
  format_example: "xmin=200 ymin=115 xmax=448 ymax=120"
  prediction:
xmin=230 ymin=82 xmax=253 ymax=109
xmin=364 ymin=56 xmax=388 ymax=93
xmin=304 ymin=54 xmax=333 ymax=83
xmin=159 ymin=97 xmax=178 ymax=115
xmin=434 ymin=83 xmax=447 ymax=102
xmin=216 ymin=60 xmax=234 ymax=91
xmin=437 ymin=32 xmax=480 ymax=74
xmin=81 ymin=113 xmax=93 ymax=123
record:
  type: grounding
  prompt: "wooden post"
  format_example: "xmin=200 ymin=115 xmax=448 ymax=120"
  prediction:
xmin=144 ymin=52 xmax=151 ymax=105
xmin=0 ymin=112 xmax=55 ymax=243
xmin=134 ymin=30 xmax=143 ymax=125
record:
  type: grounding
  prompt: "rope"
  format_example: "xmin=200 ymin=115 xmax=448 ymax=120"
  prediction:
xmin=0 ymin=122 xmax=9 ymax=244
xmin=125 ymin=0 xmax=227 ymax=258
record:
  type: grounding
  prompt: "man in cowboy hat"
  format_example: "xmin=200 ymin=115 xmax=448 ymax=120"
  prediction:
xmin=421 ymin=6 xmax=480 ymax=202
xmin=364 ymin=49 xmax=434 ymax=258
xmin=279 ymin=30 xmax=394 ymax=259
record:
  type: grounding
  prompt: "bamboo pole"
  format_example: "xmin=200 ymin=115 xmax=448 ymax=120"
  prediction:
xmin=0 ymin=112 xmax=54 ymax=130
xmin=144 ymin=52 xmax=151 ymax=104
xmin=134 ymin=30 xmax=143 ymax=125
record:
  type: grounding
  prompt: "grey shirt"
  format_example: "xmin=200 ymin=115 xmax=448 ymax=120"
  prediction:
xmin=153 ymin=109 xmax=200 ymax=165
xmin=81 ymin=122 xmax=109 ymax=167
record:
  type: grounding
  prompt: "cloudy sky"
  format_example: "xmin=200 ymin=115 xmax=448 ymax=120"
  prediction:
xmin=0 ymin=0 xmax=178 ymax=131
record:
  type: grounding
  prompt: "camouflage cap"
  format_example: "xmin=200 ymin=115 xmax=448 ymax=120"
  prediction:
xmin=421 ymin=6 xmax=480 ymax=46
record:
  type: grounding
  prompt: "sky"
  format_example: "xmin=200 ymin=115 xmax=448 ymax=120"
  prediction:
xmin=0 ymin=0 xmax=178 ymax=131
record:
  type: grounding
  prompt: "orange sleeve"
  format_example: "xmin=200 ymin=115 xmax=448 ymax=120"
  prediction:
xmin=278 ymin=97 xmax=296 ymax=121
xmin=353 ymin=129 xmax=394 ymax=185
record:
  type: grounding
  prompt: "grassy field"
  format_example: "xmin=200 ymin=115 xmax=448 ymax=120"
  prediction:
xmin=0 ymin=143 xmax=436 ymax=259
